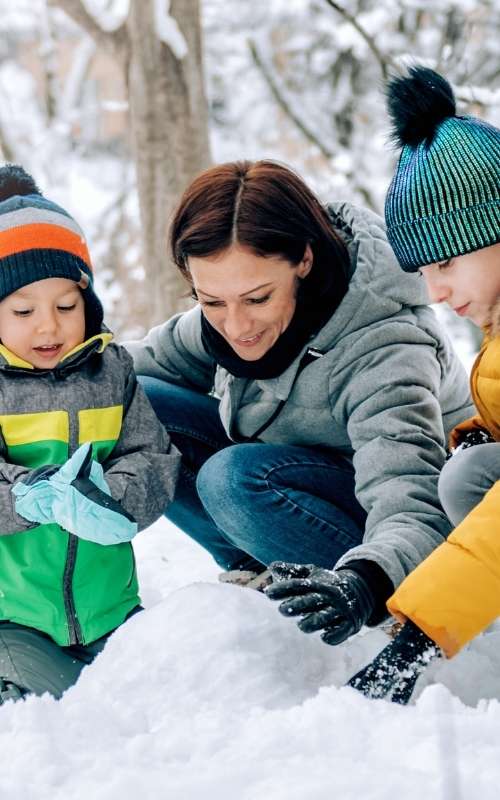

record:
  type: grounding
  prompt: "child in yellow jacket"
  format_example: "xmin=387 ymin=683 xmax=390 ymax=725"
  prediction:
xmin=348 ymin=66 xmax=500 ymax=703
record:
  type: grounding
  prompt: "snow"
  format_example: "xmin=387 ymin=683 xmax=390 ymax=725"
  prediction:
xmin=80 ymin=0 xmax=129 ymax=31
xmin=0 ymin=2 xmax=498 ymax=791
xmin=153 ymin=0 xmax=188 ymax=59
xmin=2 ymin=518 xmax=500 ymax=799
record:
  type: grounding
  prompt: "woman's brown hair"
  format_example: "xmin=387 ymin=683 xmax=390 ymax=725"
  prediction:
xmin=169 ymin=160 xmax=350 ymax=301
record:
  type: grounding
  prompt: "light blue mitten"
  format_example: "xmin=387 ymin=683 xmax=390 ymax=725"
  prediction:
xmin=13 ymin=443 xmax=138 ymax=545
xmin=12 ymin=475 xmax=57 ymax=525
xmin=13 ymin=444 xmax=96 ymax=524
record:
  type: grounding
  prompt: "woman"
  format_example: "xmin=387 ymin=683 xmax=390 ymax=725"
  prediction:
xmin=125 ymin=159 xmax=473 ymax=642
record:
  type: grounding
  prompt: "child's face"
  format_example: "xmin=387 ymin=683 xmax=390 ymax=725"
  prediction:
xmin=419 ymin=242 xmax=500 ymax=328
xmin=0 ymin=278 xmax=86 ymax=368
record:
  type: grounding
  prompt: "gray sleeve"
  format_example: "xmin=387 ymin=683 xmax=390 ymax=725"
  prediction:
xmin=333 ymin=328 xmax=452 ymax=588
xmin=0 ymin=436 xmax=36 ymax=535
xmin=123 ymin=305 xmax=216 ymax=393
xmin=102 ymin=356 xmax=181 ymax=531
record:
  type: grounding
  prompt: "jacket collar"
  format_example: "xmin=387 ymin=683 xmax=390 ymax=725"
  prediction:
xmin=490 ymin=296 xmax=500 ymax=338
xmin=0 ymin=331 xmax=113 ymax=372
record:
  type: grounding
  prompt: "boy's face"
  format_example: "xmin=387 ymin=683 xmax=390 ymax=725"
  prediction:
xmin=419 ymin=242 xmax=500 ymax=328
xmin=0 ymin=278 xmax=86 ymax=368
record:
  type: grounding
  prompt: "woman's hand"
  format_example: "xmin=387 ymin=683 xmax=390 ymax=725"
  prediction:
xmin=266 ymin=561 xmax=375 ymax=645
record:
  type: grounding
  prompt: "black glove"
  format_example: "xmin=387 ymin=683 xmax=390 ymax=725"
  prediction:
xmin=266 ymin=562 xmax=375 ymax=646
xmin=446 ymin=427 xmax=495 ymax=460
xmin=347 ymin=620 xmax=441 ymax=704
xmin=456 ymin=428 xmax=494 ymax=449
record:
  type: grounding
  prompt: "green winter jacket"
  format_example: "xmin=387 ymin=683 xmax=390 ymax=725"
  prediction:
xmin=0 ymin=333 xmax=180 ymax=646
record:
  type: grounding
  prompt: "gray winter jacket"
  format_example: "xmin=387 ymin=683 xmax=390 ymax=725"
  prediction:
xmin=125 ymin=203 xmax=474 ymax=588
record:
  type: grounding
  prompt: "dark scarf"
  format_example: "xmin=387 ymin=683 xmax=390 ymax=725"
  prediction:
xmin=200 ymin=266 xmax=346 ymax=380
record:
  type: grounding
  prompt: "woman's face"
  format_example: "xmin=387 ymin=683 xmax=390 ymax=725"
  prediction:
xmin=419 ymin=242 xmax=500 ymax=327
xmin=188 ymin=244 xmax=312 ymax=360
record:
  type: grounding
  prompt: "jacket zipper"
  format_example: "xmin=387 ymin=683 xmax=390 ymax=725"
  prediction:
xmin=230 ymin=348 xmax=324 ymax=442
xmin=62 ymin=532 xmax=82 ymax=645
xmin=58 ymin=369 xmax=84 ymax=647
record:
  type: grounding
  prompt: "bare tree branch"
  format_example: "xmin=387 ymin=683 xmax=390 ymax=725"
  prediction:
xmin=39 ymin=7 xmax=59 ymax=124
xmin=0 ymin=120 xmax=16 ymax=163
xmin=48 ymin=0 xmax=128 ymax=64
xmin=248 ymin=39 xmax=334 ymax=161
xmin=323 ymin=0 xmax=392 ymax=79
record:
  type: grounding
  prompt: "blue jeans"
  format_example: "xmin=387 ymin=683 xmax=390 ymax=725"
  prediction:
xmin=139 ymin=378 xmax=366 ymax=572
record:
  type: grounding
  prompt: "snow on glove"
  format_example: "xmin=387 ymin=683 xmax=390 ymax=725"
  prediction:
xmin=14 ymin=443 xmax=138 ymax=545
xmin=266 ymin=562 xmax=375 ymax=646
xmin=456 ymin=428 xmax=495 ymax=448
xmin=346 ymin=620 xmax=441 ymax=705
xmin=446 ymin=427 xmax=495 ymax=461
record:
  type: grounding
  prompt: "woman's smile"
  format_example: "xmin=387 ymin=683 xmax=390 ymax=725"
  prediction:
xmin=234 ymin=331 xmax=265 ymax=346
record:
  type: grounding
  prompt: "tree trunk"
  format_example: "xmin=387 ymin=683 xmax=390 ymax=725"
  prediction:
xmin=49 ymin=0 xmax=211 ymax=325
xmin=126 ymin=0 xmax=211 ymax=324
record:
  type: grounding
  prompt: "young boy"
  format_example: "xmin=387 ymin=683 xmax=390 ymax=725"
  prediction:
xmin=347 ymin=66 xmax=500 ymax=702
xmin=0 ymin=165 xmax=180 ymax=703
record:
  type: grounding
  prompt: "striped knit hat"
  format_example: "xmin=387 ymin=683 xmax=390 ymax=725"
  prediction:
xmin=0 ymin=164 xmax=103 ymax=335
xmin=384 ymin=66 xmax=500 ymax=272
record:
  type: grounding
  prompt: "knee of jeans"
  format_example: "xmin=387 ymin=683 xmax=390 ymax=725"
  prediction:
xmin=196 ymin=445 xmax=256 ymax=516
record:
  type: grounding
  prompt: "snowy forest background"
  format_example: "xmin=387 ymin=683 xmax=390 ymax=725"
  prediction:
xmin=1 ymin=0 xmax=499 ymax=350
xmin=1 ymin=2 xmax=500 ymax=799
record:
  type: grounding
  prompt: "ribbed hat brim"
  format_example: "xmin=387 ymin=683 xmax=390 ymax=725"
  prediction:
xmin=387 ymin=200 xmax=500 ymax=271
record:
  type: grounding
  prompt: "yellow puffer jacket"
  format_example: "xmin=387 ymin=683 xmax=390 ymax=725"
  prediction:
xmin=387 ymin=330 xmax=500 ymax=657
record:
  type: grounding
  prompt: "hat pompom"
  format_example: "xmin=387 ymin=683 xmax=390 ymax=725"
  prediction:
xmin=0 ymin=164 xmax=41 ymax=202
xmin=387 ymin=66 xmax=457 ymax=147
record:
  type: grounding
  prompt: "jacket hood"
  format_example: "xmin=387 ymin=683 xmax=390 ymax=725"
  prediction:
xmin=310 ymin=202 xmax=429 ymax=350
xmin=490 ymin=296 xmax=500 ymax=338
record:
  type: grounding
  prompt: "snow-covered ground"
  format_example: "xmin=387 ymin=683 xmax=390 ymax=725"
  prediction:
xmin=1 ymin=518 xmax=500 ymax=800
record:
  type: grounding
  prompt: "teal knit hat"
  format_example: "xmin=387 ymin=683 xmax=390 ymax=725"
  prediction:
xmin=384 ymin=66 xmax=500 ymax=272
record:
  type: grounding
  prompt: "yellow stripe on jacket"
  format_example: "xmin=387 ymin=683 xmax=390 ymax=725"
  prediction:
xmin=387 ymin=480 xmax=500 ymax=657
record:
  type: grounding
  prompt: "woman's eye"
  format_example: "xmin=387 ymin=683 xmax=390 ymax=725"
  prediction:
xmin=202 ymin=295 xmax=271 ymax=308
xmin=58 ymin=304 xmax=76 ymax=312
xmin=13 ymin=309 xmax=32 ymax=317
